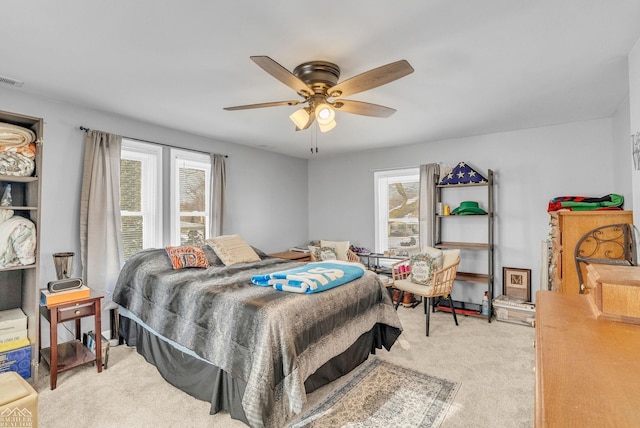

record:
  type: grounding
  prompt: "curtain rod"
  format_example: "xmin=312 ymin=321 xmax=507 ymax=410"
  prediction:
xmin=369 ymin=165 xmax=418 ymax=172
xmin=79 ymin=126 xmax=228 ymax=158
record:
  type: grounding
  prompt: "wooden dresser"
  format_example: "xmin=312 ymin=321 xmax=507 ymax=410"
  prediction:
xmin=548 ymin=210 xmax=633 ymax=293
xmin=535 ymin=290 xmax=640 ymax=427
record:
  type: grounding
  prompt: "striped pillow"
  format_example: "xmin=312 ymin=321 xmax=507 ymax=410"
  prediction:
xmin=206 ymin=234 xmax=261 ymax=266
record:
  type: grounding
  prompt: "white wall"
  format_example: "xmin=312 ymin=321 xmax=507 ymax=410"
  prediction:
xmin=630 ymin=38 xmax=640 ymax=225
xmin=612 ymin=96 xmax=633 ymax=206
xmin=309 ymin=118 xmax=627 ymax=302
xmin=1 ymin=87 xmax=309 ymax=341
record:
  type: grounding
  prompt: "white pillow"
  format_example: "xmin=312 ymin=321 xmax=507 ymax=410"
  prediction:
xmin=205 ymin=234 xmax=261 ymax=266
xmin=320 ymin=240 xmax=350 ymax=261
xmin=409 ymin=247 xmax=444 ymax=285
xmin=308 ymin=245 xmax=338 ymax=261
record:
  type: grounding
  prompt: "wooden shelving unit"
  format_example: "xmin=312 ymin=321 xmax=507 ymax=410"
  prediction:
xmin=0 ymin=109 xmax=43 ymax=381
xmin=434 ymin=169 xmax=494 ymax=321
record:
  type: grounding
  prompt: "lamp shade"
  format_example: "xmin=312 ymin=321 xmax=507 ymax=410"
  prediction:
xmin=289 ymin=108 xmax=310 ymax=129
xmin=318 ymin=119 xmax=336 ymax=133
xmin=315 ymin=103 xmax=335 ymax=125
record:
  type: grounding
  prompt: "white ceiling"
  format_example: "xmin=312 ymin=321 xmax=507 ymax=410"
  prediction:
xmin=2 ymin=1 xmax=640 ymax=158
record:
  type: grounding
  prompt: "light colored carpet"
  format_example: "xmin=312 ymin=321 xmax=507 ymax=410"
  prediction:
xmin=36 ymin=306 xmax=535 ymax=427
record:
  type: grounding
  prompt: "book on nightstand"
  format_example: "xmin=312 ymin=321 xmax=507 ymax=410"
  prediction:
xmin=40 ymin=285 xmax=91 ymax=306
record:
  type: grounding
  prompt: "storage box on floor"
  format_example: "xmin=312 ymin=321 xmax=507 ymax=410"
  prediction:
xmin=0 ymin=308 xmax=31 ymax=379
xmin=0 ymin=371 xmax=38 ymax=428
xmin=0 ymin=308 xmax=27 ymax=343
xmin=493 ymin=295 xmax=536 ymax=327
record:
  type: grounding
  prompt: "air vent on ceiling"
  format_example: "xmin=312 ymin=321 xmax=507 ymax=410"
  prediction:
xmin=0 ymin=75 xmax=24 ymax=88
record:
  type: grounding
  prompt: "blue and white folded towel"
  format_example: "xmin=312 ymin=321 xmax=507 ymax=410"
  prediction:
xmin=251 ymin=260 xmax=365 ymax=293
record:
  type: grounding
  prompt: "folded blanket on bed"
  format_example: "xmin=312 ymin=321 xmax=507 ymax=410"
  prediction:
xmin=251 ymin=260 xmax=365 ymax=293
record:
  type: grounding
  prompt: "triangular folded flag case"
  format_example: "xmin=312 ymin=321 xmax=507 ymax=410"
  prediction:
xmin=439 ymin=161 xmax=488 ymax=185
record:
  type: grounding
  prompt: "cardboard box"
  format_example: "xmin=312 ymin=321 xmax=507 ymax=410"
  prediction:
xmin=0 ymin=371 xmax=38 ymax=428
xmin=0 ymin=338 xmax=30 ymax=354
xmin=39 ymin=285 xmax=91 ymax=306
xmin=493 ymin=295 xmax=536 ymax=327
xmin=0 ymin=328 xmax=27 ymax=344
xmin=0 ymin=308 xmax=27 ymax=334
xmin=0 ymin=345 xmax=31 ymax=379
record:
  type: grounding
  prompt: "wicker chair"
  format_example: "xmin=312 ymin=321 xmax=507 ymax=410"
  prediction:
xmin=391 ymin=249 xmax=460 ymax=336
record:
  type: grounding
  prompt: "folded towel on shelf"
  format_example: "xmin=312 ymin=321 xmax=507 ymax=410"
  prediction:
xmin=251 ymin=260 xmax=365 ymax=293
xmin=0 ymin=151 xmax=35 ymax=176
xmin=0 ymin=215 xmax=36 ymax=268
xmin=0 ymin=122 xmax=36 ymax=147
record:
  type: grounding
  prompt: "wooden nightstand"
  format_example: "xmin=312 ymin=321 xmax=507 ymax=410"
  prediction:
xmin=269 ymin=251 xmax=311 ymax=262
xmin=39 ymin=292 xmax=103 ymax=389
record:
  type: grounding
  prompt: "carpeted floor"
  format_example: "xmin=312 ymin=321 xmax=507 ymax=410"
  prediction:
xmin=36 ymin=305 xmax=535 ymax=427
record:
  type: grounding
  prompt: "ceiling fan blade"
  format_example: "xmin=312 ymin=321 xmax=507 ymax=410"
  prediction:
xmin=250 ymin=56 xmax=314 ymax=97
xmin=223 ymin=100 xmax=301 ymax=111
xmin=296 ymin=115 xmax=316 ymax=131
xmin=327 ymin=60 xmax=414 ymax=98
xmin=334 ymin=99 xmax=396 ymax=118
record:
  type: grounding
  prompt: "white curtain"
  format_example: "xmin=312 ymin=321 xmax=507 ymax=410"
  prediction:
xmin=208 ymin=154 xmax=226 ymax=237
xmin=419 ymin=163 xmax=440 ymax=250
xmin=80 ymin=130 xmax=124 ymax=311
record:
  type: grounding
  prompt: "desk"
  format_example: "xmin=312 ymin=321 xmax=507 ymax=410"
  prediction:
xmin=39 ymin=293 xmax=103 ymax=390
xmin=358 ymin=253 xmax=407 ymax=274
xmin=535 ymin=290 xmax=640 ymax=427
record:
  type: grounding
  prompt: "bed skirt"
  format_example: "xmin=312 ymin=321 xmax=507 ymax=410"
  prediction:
xmin=119 ymin=316 xmax=400 ymax=426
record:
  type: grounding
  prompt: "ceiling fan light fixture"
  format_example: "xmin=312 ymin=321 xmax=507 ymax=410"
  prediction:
xmin=315 ymin=103 xmax=335 ymax=125
xmin=318 ymin=119 xmax=336 ymax=133
xmin=289 ymin=108 xmax=310 ymax=129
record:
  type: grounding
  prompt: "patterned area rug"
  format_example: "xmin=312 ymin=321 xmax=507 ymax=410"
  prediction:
xmin=289 ymin=357 xmax=460 ymax=428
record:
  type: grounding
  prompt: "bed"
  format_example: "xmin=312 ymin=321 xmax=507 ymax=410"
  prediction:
xmin=112 ymin=243 xmax=402 ymax=428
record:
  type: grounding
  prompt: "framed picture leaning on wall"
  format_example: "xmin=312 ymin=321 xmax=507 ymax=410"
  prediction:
xmin=503 ymin=267 xmax=531 ymax=301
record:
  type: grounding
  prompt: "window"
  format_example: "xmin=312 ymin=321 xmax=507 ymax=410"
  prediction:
xmin=374 ymin=168 xmax=420 ymax=253
xmin=120 ymin=142 xmax=213 ymax=258
xmin=120 ymin=140 xmax=163 ymax=259
xmin=170 ymin=149 xmax=211 ymax=246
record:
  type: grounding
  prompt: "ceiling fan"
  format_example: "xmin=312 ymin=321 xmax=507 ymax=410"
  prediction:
xmin=223 ymin=56 xmax=414 ymax=133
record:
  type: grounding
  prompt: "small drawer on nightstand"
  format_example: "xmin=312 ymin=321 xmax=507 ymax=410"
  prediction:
xmin=57 ymin=303 xmax=95 ymax=322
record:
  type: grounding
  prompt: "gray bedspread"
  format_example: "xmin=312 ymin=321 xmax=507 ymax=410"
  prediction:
xmin=112 ymin=247 xmax=402 ymax=428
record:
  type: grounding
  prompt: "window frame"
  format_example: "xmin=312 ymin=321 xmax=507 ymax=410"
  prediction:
xmin=120 ymin=139 xmax=163 ymax=256
xmin=169 ymin=148 xmax=211 ymax=246
xmin=374 ymin=167 xmax=420 ymax=253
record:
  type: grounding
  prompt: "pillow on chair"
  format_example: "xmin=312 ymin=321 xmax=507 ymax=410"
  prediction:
xmin=308 ymin=245 xmax=338 ymax=261
xmin=320 ymin=240 xmax=350 ymax=261
xmin=410 ymin=247 xmax=444 ymax=285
